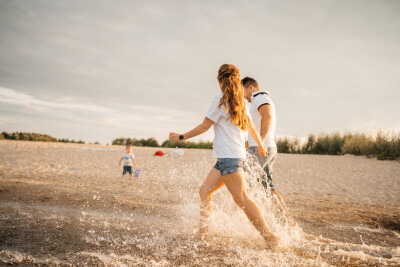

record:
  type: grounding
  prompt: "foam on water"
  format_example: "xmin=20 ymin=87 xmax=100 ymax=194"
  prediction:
xmin=1 ymin=148 xmax=399 ymax=266
xmin=0 ymin=250 xmax=64 ymax=265
xmin=165 ymin=154 xmax=399 ymax=265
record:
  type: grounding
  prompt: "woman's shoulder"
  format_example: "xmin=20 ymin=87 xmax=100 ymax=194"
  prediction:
xmin=212 ymin=93 xmax=223 ymax=101
xmin=209 ymin=93 xmax=223 ymax=107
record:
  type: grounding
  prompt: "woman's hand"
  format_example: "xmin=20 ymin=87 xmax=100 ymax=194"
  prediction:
xmin=258 ymin=144 xmax=268 ymax=157
xmin=248 ymin=122 xmax=268 ymax=156
xmin=169 ymin=132 xmax=181 ymax=141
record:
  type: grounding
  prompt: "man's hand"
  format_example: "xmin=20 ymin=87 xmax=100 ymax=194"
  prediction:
xmin=258 ymin=144 xmax=268 ymax=157
xmin=169 ymin=132 xmax=181 ymax=141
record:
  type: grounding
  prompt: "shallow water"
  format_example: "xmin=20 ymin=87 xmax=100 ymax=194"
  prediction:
xmin=0 ymin=141 xmax=399 ymax=266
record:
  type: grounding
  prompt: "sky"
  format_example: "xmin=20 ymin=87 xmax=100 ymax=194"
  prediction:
xmin=0 ymin=0 xmax=399 ymax=144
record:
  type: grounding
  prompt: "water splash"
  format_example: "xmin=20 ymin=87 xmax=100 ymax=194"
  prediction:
xmin=1 ymin=144 xmax=399 ymax=266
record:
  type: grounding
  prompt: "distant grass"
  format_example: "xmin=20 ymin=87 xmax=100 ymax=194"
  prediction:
xmin=3 ymin=130 xmax=399 ymax=160
xmin=276 ymin=137 xmax=301 ymax=154
xmin=112 ymin=137 xmax=159 ymax=147
xmin=277 ymin=130 xmax=400 ymax=160
xmin=111 ymin=137 xmax=213 ymax=149
xmin=161 ymin=140 xmax=213 ymax=149
xmin=341 ymin=133 xmax=375 ymax=156
xmin=374 ymin=131 xmax=400 ymax=160
xmin=1 ymin=131 xmax=85 ymax=144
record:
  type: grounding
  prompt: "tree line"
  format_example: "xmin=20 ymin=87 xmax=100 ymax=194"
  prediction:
xmin=1 ymin=131 xmax=399 ymax=160
xmin=112 ymin=131 xmax=400 ymax=160
xmin=1 ymin=132 xmax=85 ymax=144
xmin=111 ymin=137 xmax=213 ymax=149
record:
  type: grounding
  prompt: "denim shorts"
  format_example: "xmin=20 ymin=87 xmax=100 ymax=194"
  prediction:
xmin=123 ymin=166 xmax=132 ymax=175
xmin=214 ymin=158 xmax=245 ymax=176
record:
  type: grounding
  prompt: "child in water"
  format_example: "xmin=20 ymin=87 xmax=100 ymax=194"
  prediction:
xmin=119 ymin=144 xmax=137 ymax=178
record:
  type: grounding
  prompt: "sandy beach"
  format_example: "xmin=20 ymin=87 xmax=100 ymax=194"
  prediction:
xmin=0 ymin=140 xmax=399 ymax=266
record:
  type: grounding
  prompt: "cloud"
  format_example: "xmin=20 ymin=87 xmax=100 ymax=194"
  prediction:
xmin=0 ymin=86 xmax=114 ymax=113
xmin=0 ymin=85 xmax=207 ymax=142
xmin=0 ymin=0 xmax=399 ymax=142
xmin=0 ymin=86 xmax=199 ymax=121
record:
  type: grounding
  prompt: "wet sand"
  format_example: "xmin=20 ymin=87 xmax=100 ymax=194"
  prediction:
xmin=0 ymin=140 xmax=399 ymax=266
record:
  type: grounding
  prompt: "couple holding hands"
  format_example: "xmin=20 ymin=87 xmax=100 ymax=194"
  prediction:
xmin=169 ymin=64 xmax=296 ymax=249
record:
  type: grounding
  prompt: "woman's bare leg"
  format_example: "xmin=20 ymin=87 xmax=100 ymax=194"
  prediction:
xmin=223 ymin=172 xmax=279 ymax=247
xmin=198 ymin=168 xmax=224 ymax=235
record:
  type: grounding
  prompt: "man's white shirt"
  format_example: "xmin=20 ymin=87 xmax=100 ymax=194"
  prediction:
xmin=248 ymin=91 xmax=277 ymax=148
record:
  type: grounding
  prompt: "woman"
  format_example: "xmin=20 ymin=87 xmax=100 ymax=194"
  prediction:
xmin=169 ymin=64 xmax=279 ymax=248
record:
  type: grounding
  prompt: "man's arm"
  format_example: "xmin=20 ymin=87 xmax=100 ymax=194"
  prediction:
xmin=259 ymin=104 xmax=272 ymax=142
xmin=119 ymin=157 xmax=123 ymax=166
xmin=132 ymin=157 xmax=137 ymax=166
xmin=248 ymin=121 xmax=268 ymax=157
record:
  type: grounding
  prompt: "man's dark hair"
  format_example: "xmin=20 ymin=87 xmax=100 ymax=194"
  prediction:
xmin=241 ymin=76 xmax=259 ymax=88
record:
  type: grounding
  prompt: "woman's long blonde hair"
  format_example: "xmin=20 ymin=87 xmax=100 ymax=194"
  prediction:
xmin=217 ymin=64 xmax=250 ymax=131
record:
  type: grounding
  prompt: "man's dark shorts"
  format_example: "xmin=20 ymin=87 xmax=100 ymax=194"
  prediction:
xmin=123 ymin=166 xmax=132 ymax=175
xmin=247 ymin=146 xmax=277 ymax=190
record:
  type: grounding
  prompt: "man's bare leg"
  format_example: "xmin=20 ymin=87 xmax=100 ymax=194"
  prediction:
xmin=270 ymin=189 xmax=297 ymax=227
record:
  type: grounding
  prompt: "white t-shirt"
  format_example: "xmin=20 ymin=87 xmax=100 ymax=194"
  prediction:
xmin=122 ymin=152 xmax=135 ymax=166
xmin=248 ymin=91 xmax=277 ymax=148
xmin=205 ymin=94 xmax=250 ymax=159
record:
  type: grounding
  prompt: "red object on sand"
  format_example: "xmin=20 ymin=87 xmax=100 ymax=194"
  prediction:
xmin=154 ymin=150 xmax=164 ymax=156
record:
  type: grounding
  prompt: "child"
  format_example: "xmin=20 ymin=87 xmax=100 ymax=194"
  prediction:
xmin=119 ymin=144 xmax=137 ymax=178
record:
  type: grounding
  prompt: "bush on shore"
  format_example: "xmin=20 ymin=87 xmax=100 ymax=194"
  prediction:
xmin=301 ymin=132 xmax=344 ymax=155
xmin=276 ymin=137 xmax=301 ymax=154
xmin=277 ymin=131 xmax=399 ymax=160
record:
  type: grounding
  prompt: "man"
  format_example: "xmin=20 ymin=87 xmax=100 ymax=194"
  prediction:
xmin=242 ymin=76 xmax=297 ymax=227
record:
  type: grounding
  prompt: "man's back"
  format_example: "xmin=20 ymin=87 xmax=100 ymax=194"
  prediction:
xmin=248 ymin=91 xmax=277 ymax=148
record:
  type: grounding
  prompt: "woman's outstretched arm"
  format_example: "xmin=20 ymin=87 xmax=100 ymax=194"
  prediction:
xmin=169 ymin=117 xmax=214 ymax=141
